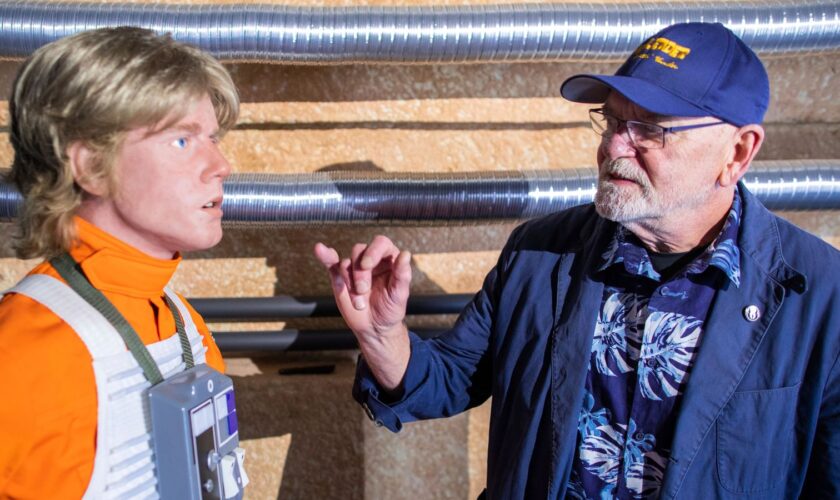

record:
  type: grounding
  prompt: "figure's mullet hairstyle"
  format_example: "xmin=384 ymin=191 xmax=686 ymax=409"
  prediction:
xmin=7 ymin=27 xmax=239 ymax=259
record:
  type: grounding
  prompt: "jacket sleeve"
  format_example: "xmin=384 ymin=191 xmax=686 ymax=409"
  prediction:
xmin=352 ymin=230 xmax=520 ymax=432
xmin=802 ymin=349 xmax=840 ymax=497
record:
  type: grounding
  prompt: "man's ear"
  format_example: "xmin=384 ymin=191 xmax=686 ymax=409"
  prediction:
xmin=67 ymin=142 xmax=108 ymax=197
xmin=719 ymin=124 xmax=765 ymax=188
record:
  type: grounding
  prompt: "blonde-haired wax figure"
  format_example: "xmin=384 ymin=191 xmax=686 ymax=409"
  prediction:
xmin=0 ymin=27 xmax=241 ymax=498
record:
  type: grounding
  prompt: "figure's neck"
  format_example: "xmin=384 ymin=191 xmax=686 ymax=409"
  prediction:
xmin=76 ymin=200 xmax=177 ymax=260
xmin=623 ymin=190 xmax=734 ymax=254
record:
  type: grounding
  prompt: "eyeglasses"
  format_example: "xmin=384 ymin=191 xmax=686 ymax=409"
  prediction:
xmin=588 ymin=108 xmax=727 ymax=149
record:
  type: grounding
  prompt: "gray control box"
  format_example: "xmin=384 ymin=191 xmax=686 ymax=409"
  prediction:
xmin=149 ymin=364 xmax=248 ymax=499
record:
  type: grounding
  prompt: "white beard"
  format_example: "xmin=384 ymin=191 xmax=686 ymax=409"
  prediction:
xmin=594 ymin=158 xmax=659 ymax=222
xmin=594 ymin=158 xmax=715 ymax=226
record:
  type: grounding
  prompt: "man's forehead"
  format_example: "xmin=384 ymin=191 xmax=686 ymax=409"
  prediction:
xmin=142 ymin=113 xmax=219 ymax=140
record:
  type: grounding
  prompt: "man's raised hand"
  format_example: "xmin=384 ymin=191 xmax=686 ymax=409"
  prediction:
xmin=314 ymin=235 xmax=412 ymax=390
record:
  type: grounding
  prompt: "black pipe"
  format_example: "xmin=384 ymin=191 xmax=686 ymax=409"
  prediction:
xmin=215 ymin=328 xmax=446 ymax=353
xmin=191 ymin=294 xmax=473 ymax=321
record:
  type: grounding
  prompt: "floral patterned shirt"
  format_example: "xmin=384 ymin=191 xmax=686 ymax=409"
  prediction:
xmin=567 ymin=191 xmax=742 ymax=500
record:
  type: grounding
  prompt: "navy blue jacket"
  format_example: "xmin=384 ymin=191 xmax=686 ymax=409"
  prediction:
xmin=355 ymin=186 xmax=840 ymax=499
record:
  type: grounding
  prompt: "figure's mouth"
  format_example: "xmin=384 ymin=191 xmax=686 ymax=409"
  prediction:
xmin=607 ymin=173 xmax=637 ymax=184
xmin=202 ymin=197 xmax=223 ymax=209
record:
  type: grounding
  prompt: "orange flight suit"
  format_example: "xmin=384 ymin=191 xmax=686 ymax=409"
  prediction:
xmin=0 ymin=217 xmax=225 ymax=499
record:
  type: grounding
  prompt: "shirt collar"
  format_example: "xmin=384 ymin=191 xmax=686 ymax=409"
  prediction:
xmin=68 ymin=216 xmax=182 ymax=298
xmin=598 ymin=188 xmax=742 ymax=286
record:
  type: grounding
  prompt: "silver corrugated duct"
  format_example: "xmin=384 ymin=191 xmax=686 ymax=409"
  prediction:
xmin=0 ymin=178 xmax=19 ymax=221
xmin=744 ymin=160 xmax=840 ymax=210
xmin=0 ymin=1 xmax=837 ymax=63
xmin=2 ymin=161 xmax=839 ymax=225
xmin=220 ymin=168 xmax=596 ymax=226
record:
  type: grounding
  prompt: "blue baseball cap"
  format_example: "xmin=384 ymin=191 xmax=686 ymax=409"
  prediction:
xmin=560 ymin=22 xmax=769 ymax=126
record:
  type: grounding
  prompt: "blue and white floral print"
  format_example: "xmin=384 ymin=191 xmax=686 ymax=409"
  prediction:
xmin=684 ymin=192 xmax=742 ymax=286
xmin=659 ymin=287 xmax=687 ymax=300
xmin=638 ymin=312 xmax=703 ymax=400
xmin=623 ymin=421 xmax=666 ymax=499
xmin=569 ymin=190 xmax=744 ymax=499
xmin=580 ymin=421 xmax=625 ymax=485
xmin=577 ymin=409 xmax=666 ymax=499
xmin=599 ymin=228 xmax=661 ymax=281
xmin=623 ymin=420 xmax=655 ymax=465
xmin=626 ymin=449 xmax=668 ymax=499
xmin=592 ymin=293 xmax=647 ymax=376
xmin=706 ymin=238 xmax=741 ymax=286
xmin=579 ymin=392 xmax=612 ymax=437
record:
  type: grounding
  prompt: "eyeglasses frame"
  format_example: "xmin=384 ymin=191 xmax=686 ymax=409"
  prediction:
xmin=588 ymin=108 xmax=727 ymax=149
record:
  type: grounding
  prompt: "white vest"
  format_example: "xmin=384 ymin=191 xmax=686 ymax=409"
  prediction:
xmin=4 ymin=274 xmax=208 ymax=499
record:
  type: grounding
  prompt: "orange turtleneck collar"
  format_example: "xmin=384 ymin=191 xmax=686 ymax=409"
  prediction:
xmin=68 ymin=216 xmax=182 ymax=299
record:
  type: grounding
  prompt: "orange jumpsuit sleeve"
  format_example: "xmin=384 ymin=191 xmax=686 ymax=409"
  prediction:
xmin=0 ymin=292 xmax=97 ymax=500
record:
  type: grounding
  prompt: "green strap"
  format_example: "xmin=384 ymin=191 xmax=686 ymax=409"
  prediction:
xmin=51 ymin=253 xmax=192 ymax=385
xmin=164 ymin=295 xmax=194 ymax=369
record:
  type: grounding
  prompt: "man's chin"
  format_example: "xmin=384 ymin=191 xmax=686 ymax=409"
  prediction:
xmin=595 ymin=190 xmax=647 ymax=223
xmin=594 ymin=201 xmax=625 ymax=222
xmin=595 ymin=185 xmax=624 ymax=219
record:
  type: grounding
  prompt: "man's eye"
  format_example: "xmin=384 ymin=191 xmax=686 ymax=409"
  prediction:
xmin=172 ymin=137 xmax=188 ymax=149
xmin=635 ymin=123 xmax=661 ymax=138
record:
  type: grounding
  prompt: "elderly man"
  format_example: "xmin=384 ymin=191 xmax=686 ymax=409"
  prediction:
xmin=0 ymin=28 xmax=239 ymax=497
xmin=316 ymin=22 xmax=839 ymax=499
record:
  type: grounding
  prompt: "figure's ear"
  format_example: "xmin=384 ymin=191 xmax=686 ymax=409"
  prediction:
xmin=718 ymin=124 xmax=765 ymax=188
xmin=66 ymin=142 xmax=109 ymax=197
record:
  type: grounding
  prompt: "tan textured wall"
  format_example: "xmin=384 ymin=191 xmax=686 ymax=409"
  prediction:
xmin=0 ymin=2 xmax=838 ymax=499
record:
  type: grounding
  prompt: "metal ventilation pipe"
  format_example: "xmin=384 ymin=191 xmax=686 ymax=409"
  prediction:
xmin=2 ymin=161 xmax=839 ymax=225
xmin=0 ymin=1 xmax=837 ymax=63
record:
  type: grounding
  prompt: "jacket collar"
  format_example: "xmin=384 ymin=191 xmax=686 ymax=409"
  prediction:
xmin=736 ymin=182 xmax=807 ymax=293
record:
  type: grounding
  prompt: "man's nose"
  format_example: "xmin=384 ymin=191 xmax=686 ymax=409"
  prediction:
xmin=205 ymin=146 xmax=232 ymax=181
xmin=601 ymin=124 xmax=637 ymax=158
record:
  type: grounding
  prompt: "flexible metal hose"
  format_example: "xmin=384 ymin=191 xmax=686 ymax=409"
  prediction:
xmin=2 ymin=161 xmax=839 ymax=225
xmin=0 ymin=1 xmax=837 ymax=63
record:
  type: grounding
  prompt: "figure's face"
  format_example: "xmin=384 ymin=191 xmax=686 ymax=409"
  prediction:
xmin=92 ymin=94 xmax=231 ymax=258
xmin=594 ymin=92 xmax=735 ymax=226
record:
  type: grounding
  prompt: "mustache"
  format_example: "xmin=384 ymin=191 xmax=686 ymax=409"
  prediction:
xmin=599 ymin=158 xmax=649 ymax=188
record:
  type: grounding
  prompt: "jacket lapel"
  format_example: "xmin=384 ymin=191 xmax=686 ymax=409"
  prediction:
xmin=660 ymin=186 xmax=799 ymax=498
xmin=550 ymin=214 xmax=612 ymax=496
xmin=660 ymin=259 xmax=785 ymax=498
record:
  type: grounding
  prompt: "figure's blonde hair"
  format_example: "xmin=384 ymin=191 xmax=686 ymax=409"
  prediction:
xmin=7 ymin=27 xmax=239 ymax=259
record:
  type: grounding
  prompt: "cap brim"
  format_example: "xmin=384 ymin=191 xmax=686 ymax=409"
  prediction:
xmin=560 ymin=74 xmax=711 ymax=118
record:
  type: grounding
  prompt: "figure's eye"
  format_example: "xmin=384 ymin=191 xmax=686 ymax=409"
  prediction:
xmin=172 ymin=137 xmax=189 ymax=149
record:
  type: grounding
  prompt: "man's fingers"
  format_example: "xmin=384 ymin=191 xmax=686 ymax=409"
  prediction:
xmin=340 ymin=258 xmax=368 ymax=311
xmin=350 ymin=243 xmax=372 ymax=294
xmin=391 ymin=250 xmax=413 ymax=289
xmin=313 ymin=242 xmax=340 ymax=268
xmin=329 ymin=259 xmax=373 ymax=329
xmin=315 ymin=242 xmax=377 ymax=334
xmin=318 ymin=236 xmax=408 ymax=314
xmin=351 ymin=236 xmax=398 ymax=294
xmin=314 ymin=242 xmax=346 ymax=292
xmin=359 ymin=235 xmax=400 ymax=270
